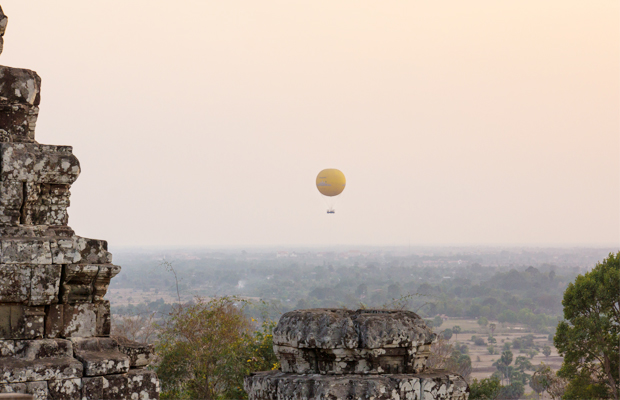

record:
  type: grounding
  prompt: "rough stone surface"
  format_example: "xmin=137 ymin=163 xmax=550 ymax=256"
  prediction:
xmin=0 ymin=381 xmax=47 ymax=400
xmin=273 ymin=309 xmax=436 ymax=375
xmin=70 ymin=337 xmax=130 ymax=376
xmin=0 ymin=339 xmax=82 ymax=384
xmin=0 ymin=7 xmax=159 ymax=399
xmin=246 ymin=371 xmax=469 ymax=400
xmin=112 ymin=335 xmax=155 ymax=368
xmin=44 ymin=301 xmax=110 ymax=338
xmin=47 ymin=379 xmax=81 ymax=400
xmin=81 ymin=370 xmax=160 ymax=400
xmin=246 ymin=309 xmax=469 ymax=400
xmin=0 ymin=305 xmax=45 ymax=340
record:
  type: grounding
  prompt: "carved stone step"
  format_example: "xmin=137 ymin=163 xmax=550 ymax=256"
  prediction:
xmin=81 ymin=369 xmax=159 ymax=400
xmin=0 ymin=339 xmax=82 ymax=384
xmin=70 ymin=337 xmax=129 ymax=376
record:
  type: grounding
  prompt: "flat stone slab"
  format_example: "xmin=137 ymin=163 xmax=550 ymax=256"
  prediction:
xmin=71 ymin=337 xmax=129 ymax=376
xmin=0 ymin=357 xmax=82 ymax=384
xmin=245 ymin=370 xmax=469 ymax=400
xmin=0 ymin=339 xmax=82 ymax=384
xmin=0 ymin=143 xmax=79 ymax=184
xmin=82 ymin=369 xmax=160 ymax=400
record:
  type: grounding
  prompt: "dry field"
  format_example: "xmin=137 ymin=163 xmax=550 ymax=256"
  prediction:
xmin=107 ymin=288 xmax=183 ymax=306
xmin=441 ymin=318 xmax=562 ymax=397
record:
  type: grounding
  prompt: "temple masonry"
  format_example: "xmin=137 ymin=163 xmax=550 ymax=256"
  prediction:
xmin=245 ymin=309 xmax=469 ymax=400
xmin=0 ymin=6 xmax=159 ymax=399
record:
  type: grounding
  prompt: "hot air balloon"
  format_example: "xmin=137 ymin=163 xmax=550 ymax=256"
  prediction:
xmin=316 ymin=168 xmax=346 ymax=214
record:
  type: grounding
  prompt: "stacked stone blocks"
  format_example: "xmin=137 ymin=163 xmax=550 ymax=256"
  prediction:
xmin=245 ymin=309 xmax=469 ymax=400
xmin=0 ymin=6 xmax=159 ymax=399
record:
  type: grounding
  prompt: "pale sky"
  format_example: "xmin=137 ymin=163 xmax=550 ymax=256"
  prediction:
xmin=1 ymin=1 xmax=618 ymax=247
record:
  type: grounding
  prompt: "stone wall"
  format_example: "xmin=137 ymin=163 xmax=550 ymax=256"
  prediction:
xmin=0 ymin=6 xmax=159 ymax=399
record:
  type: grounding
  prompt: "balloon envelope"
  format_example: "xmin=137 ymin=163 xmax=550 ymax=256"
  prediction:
xmin=316 ymin=169 xmax=346 ymax=197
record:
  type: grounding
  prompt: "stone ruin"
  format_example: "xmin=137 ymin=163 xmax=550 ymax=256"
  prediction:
xmin=245 ymin=309 xmax=469 ymax=400
xmin=0 ymin=6 xmax=159 ymax=399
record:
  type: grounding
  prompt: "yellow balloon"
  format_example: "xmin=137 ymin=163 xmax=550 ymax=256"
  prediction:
xmin=316 ymin=169 xmax=346 ymax=197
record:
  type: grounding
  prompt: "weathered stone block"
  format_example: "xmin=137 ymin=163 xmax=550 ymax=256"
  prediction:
xmin=0 ymin=143 xmax=79 ymax=184
xmin=0 ymin=265 xmax=30 ymax=303
xmin=58 ymin=264 xmax=119 ymax=303
xmin=29 ymin=265 xmax=61 ymax=306
xmin=94 ymin=301 xmax=111 ymax=337
xmin=47 ymin=303 xmax=98 ymax=338
xmin=51 ymin=237 xmax=111 ymax=265
xmin=0 ymin=381 xmax=47 ymax=400
xmin=112 ymin=335 xmax=155 ymax=368
xmin=93 ymin=264 xmax=121 ymax=301
xmin=273 ymin=309 xmax=436 ymax=374
xmin=45 ymin=301 xmax=109 ymax=338
xmin=71 ymin=337 xmax=130 ymax=376
xmin=0 ymin=240 xmax=52 ymax=265
xmin=245 ymin=371 xmax=470 ymax=400
xmin=0 ymin=225 xmax=74 ymax=239
xmin=0 ymin=341 xmax=14 ymax=357
xmin=0 ymin=67 xmax=41 ymax=106
xmin=11 ymin=338 xmax=74 ymax=359
xmin=0 ymin=67 xmax=41 ymax=142
xmin=47 ymin=378 xmax=81 ymax=400
xmin=0 ymin=357 xmax=82 ymax=384
xmin=0 ymin=305 xmax=44 ymax=340
xmin=0 ymin=207 xmax=20 ymax=226
xmin=81 ymin=369 xmax=160 ymax=400
xmin=0 ymin=102 xmax=39 ymax=144
xmin=58 ymin=264 xmax=98 ymax=303
xmin=0 ymin=264 xmax=58 ymax=309
xmin=0 ymin=339 xmax=82 ymax=384
xmin=20 ymin=183 xmax=71 ymax=226
xmin=0 ymin=180 xmax=23 ymax=212
xmin=0 ymin=180 xmax=22 ymax=226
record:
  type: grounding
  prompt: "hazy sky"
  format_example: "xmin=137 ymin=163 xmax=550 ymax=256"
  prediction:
xmin=1 ymin=1 xmax=618 ymax=247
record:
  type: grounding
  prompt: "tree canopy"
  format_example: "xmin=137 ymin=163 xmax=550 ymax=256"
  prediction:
xmin=554 ymin=252 xmax=619 ymax=400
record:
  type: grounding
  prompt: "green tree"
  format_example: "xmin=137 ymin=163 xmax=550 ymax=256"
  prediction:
xmin=493 ymin=350 xmax=514 ymax=385
xmin=531 ymin=364 xmax=552 ymax=400
xmin=498 ymin=381 xmax=525 ymax=400
xmin=554 ymin=252 xmax=619 ymax=400
xmin=452 ymin=325 xmax=462 ymax=341
xmin=477 ymin=316 xmax=488 ymax=327
xmin=514 ymin=355 xmax=533 ymax=372
xmin=156 ymin=297 xmax=275 ymax=400
xmin=542 ymin=345 xmax=551 ymax=358
xmin=489 ymin=323 xmax=496 ymax=337
xmin=469 ymin=376 xmax=501 ymax=400
xmin=441 ymin=328 xmax=453 ymax=340
xmin=433 ymin=315 xmax=444 ymax=328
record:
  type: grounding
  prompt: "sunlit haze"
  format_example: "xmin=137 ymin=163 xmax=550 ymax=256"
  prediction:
xmin=1 ymin=1 xmax=618 ymax=247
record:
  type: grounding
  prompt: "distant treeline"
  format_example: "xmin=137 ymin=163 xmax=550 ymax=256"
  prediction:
xmin=109 ymin=251 xmax=586 ymax=334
